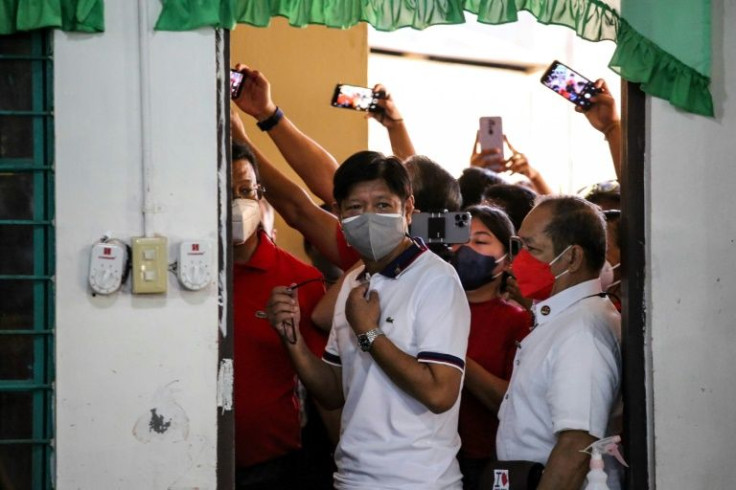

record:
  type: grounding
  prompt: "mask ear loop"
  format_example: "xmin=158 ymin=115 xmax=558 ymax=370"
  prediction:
xmin=549 ymin=245 xmax=573 ymax=281
xmin=490 ymin=253 xmax=508 ymax=280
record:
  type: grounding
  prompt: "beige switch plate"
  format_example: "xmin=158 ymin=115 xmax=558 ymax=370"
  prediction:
xmin=131 ymin=236 xmax=168 ymax=294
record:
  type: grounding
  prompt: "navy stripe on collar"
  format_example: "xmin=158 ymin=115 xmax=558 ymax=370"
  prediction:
xmin=378 ymin=237 xmax=427 ymax=279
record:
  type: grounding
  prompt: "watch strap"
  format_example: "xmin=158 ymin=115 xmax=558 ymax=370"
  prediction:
xmin=256 ymin=106 xmax=284 ymax=132
xmin=359 ymin=327 xmax=384 ymax=351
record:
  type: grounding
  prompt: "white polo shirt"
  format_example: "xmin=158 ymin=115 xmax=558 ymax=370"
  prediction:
xmin=323 ymin=241 xmax=470 ymax=490
xmin=496 ymin=278 xmax=621 ymax=464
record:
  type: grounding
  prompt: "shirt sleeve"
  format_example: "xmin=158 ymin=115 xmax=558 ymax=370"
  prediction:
xmin=413 ymin=265 xmax=471 ymax=372
xmin=323 ymin=270 xmax=357 ymax=367
xmin=546 ymin=325 xmax=621 ymax=438
xmin=322 ymin=322 xmax=342 ymax=367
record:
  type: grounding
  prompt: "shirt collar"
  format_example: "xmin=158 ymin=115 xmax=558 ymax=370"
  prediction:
xmin=532 ymin=278 xmax=603 ymax=326
xmin=359 ymin=237 xmax=427 ymax=280
xmin=237 ymin=230 xmax=276 ymax=272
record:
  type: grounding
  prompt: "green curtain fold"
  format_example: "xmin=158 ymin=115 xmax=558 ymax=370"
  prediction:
xmin=0 ymin=0 xmax=104 ymax=34
xmin=0 ymin=0 xmax=712 ymax=116
xmin=155 ymin=0 xmax=468 ymax=31
xmin=154 ymin=0 xmax=713 ymax=116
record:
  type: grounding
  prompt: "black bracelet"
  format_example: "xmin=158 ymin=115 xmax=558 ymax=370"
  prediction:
xmin=256 ymin=106 xmax=283 ymax=132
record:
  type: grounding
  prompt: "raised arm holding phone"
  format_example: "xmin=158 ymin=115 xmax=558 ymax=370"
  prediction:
xmin=232 ymin=63 xmax=338 ymax=205
xmin=365 ymin=83 xmax=416 ymax=161
xmin=470 ymin=132 xmax=553 ymax=195
xmin=575 ymin=78 xmax=621 ymax=180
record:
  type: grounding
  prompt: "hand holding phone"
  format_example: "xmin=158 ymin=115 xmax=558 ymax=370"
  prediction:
xmin=409 ymin=212 xmax=471 ymax=244
xmin=477 ymin=117 xmax=505 ymax=171
xmin=230 ymin=64 xmax=278 ymax=122
xmin=230 ymin=69 xmax=245 ymax=99
xmin=331 ymin=84 xmax=384 ymax=114
xmin=540 ymin=60 xmax=599 ymax=110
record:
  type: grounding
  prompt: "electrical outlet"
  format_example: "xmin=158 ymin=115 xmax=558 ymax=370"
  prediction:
xmin=131 ymin=236 xmax=168 ymax=294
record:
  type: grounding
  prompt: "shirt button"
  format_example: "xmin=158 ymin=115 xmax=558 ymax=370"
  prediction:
xmin=505 ymin=394 xmax=509 ymax=400
xmin=515 ymin=359 xmax=520 ymax=365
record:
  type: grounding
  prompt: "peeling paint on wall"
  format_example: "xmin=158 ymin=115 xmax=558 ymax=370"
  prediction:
xmin=216 ymin=358 xmax=234 ymax=413
xmin=133 ymin=381 xmax=190 ymax=443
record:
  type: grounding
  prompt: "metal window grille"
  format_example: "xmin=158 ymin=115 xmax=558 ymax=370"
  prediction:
xmin=0 ymin=30 xmax=55 ymax=490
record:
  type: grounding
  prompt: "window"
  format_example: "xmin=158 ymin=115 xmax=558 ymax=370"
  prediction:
xmin=0 ymin=31 xmax=54 ymax=490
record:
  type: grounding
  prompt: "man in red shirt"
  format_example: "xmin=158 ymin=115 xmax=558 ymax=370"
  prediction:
xmin=231 ymin=142 xmax=332 ymax=489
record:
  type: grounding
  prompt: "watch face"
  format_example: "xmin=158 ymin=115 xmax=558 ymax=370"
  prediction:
xmin=358 ymin=334 xmax=371 ymax=351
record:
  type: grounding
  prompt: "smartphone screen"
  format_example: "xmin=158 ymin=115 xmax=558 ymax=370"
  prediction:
xmin=540 ymin=61 xmax=597 ymax=109
xmin=331 ymin=84 xmax=382 ymax=113
xmin=230 ymin=69 xmax=245 ymax=99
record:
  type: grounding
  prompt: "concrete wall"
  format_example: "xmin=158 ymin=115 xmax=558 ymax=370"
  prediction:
xmin=231 ymin=19 xmax=368 ymax=261
xmin=54 ymin=1 xmax=222 ymax=488
xmin=647 ymin=0 xmax=736 ymax=487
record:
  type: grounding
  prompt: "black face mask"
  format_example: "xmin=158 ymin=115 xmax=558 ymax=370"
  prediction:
xmin=451 ymin=246 xmax=506 ymax=291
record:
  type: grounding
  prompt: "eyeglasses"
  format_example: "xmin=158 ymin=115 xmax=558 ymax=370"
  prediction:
xmin=602 ymin=209 xmax=621 ymax=221
xmin=234 ymin=184 xmax=265 ymax=201
xmin=509 ymin=236 xmax=524 ymax=259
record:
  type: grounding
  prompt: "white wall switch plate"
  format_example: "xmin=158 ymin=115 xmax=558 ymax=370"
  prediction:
xmin=131 ymin=236 xmax=168 ymax=294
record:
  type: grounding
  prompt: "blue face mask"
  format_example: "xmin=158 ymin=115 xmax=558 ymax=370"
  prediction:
xmin=451 ymin=246 xmax=507 ymax=291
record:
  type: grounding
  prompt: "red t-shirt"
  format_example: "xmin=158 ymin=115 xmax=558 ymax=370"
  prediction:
xmin=459 ymin=297 xmax=532 ymax=459
xmin=233 ymin=231 xmax=327 ymax=467
xmin=334 ymin=220 xmax=361 ymax=271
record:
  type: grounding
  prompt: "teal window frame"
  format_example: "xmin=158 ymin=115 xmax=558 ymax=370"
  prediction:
xmin=0 ymin=31 xmax=55 ymax=490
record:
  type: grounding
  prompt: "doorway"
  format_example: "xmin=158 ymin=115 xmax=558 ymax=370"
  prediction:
xmin=227 ymin=17 xmax=649 ymax=490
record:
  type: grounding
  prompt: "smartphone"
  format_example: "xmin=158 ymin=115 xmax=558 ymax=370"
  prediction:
xmin=478 ymin=117 xmax=504 ymax=169
xmin=409 ymin=212 xmax=471 ymax=244
xmin=331 ymin=84 xmax=384 ymax=114
xmin=540 ymin=60 xmax=598 ymax=109
xmin=230 ymin=69 xmax=245 ymax=99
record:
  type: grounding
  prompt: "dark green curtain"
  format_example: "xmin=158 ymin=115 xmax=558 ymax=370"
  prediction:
xmin=0 ymin=0 xmax=712 ymax=116
xmin=153 ymin=0 xmax=713 ymax=116
xmin=0 ymin=0 xmax=104 ymax=34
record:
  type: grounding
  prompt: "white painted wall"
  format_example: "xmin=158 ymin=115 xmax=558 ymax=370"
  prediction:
xmin=54 ymin=1 xmax=222 ymax=488
xmin=647 ymin=0 xmax=736 ymax=487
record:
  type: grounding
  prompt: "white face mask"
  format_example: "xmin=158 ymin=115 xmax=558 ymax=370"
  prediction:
xmin=600 ymin=260 xmax=620 ymax=290
xmin=341 ymin=213 xmax=406 ymax=262
xmin=232 ymin=199 xmax=261 ymax=245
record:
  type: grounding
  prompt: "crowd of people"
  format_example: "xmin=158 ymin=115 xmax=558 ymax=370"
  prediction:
xmin=229 ymin=62 xmax=624 ymax=490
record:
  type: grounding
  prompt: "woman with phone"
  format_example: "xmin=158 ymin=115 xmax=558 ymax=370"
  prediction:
xmin=449 ymin=205 xmax=532 ymax=490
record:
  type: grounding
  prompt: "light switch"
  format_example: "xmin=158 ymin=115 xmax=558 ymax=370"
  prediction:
xmin=131 ymin=236 xmax=167 ymax=294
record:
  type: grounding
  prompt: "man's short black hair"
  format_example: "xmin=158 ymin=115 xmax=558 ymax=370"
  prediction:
xmin=466 ymin=205 xmax=515 ymax=254
xmin=333 ymin=151 xmax=412 ymax=206
xmin=537 ymin=195 xmax=607 ymax=273
xmin=404 ymin=155 xmax=461 ymax=212
xmin=579 ymin=179 xmax=620 ymax=210
xmin=458 ymin=167 xmax=505 ymax=208
xmin=603 ymin=209 xmax=621 ymax=250
xmin=232 ymin=141 xmax=260 ymax=182
xmin=481 ymin=184 xmax=537 ymax=232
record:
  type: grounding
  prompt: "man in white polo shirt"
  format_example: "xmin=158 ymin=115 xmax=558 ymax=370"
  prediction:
xmin=267 ymin=151 xmax=470 ymax=489
xmin=497 ymin=195 xmax=621 ymax=489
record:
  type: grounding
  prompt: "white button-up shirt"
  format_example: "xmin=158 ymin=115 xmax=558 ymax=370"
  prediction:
xmin=496 ymin=278 xmax=621 ymax=464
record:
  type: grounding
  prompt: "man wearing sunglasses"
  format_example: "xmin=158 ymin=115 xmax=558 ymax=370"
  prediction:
xmin=498 ymin=196 xmax=622 ymax=490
